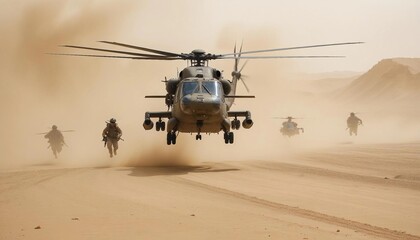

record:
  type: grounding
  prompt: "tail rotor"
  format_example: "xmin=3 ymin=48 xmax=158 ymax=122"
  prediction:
xmin=231 ymin=42 xmax=251 ymax=93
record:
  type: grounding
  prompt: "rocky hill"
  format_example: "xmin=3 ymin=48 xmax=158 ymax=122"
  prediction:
xmin=337 ymin=58 xmax=420 ymax=103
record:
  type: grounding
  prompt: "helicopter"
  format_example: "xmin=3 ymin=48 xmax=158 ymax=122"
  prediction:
xmin=52 ymin=41 xmax=362 ymax=145
xmin=275 ymin=117 xmax=304 ymax=137
xmin=37 ymin=125 xmax=73 ymax=158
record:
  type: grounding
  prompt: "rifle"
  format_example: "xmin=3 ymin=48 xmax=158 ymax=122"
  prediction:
xmin=103 ymin=136 xmax=107 ymax=147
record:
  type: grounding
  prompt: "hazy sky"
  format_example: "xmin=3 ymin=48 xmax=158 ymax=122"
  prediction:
xmin=1 ymin=0 xmax=419 ymax=165
xmin=2 ymin=0 xmax=420 ymax=74
xmin=121 ymin=0 xmax=420 ymax=73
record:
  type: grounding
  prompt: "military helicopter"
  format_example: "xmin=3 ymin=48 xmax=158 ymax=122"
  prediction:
xmin=52 ymin=41 xmax=362 ymax=145
xmin=275 ymin=117 xmax=304 ymax=137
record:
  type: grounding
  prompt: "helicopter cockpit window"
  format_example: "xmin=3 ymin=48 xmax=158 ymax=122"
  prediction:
xmin=202 ymin=81 xmax=221 ymax=96
xmin=182 ymin=82 xmax=199 ymax=96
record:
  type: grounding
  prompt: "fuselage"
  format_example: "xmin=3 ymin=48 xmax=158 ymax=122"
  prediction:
xmin=168 ymin=66 xmax=231 ymax=133
xmin=142 ymin=59 xmax=253 ymax=144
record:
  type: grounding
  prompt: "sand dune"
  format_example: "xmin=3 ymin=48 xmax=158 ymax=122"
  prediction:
xmin=1 ymin=2 xmax=420 ymax=240
xmin=1 ymin=142 xmax=420 ymax=240
xmin=337 ymin=58 xmax=420 ymax=103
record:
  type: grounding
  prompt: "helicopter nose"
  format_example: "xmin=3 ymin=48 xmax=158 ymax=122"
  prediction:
xmin=181 ymin=94 xmax=221 ymax=115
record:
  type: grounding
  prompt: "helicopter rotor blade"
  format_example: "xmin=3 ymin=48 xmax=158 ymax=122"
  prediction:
xmin=240 ymin=77 xmax=250 ymax=93
xmin=239 ymin=59 xmax=248 ymax=73
xmin=233 ymin=42 xmax=238 ymax=72
xmin=273 ymin=117 xmax=304 ymax=119
xmin=222 ymin=55 xmax=345 ymax=59
xmin=238 ymin=59 xmax=250 ymax=93
xmin=99 ymin=41 xmax=184 ymax=58
xmin=36 ymin=130 xmax=75 ymax=135
xmin=47 ymin=53 xmax=181 ymax=60
xmin=221 ymin=41 xmax=363 ymax=57
xmin=60 ymin=45 xmax=169 ymax=58
xmin=237 ymin=40 xmax=243 ymax=68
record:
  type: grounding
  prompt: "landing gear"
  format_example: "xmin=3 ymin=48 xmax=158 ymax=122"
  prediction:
xmin=224 ymin=132 xmax=234 ymax=144
xmin=231 ymin=118 xmax=240 ymax=130
xmin=166 ymin=132 xmax=177 ymax=145
xmin=196 ymin=134 xmax=202 ymax=140
xmin=195 ymin=120 xmax=203 ymax=141
xmin=156 ymin=119 xmax=166 ymax=131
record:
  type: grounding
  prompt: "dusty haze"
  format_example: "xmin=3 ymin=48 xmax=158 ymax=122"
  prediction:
xmin=1 ymin=1 xmax=420 ymax=240
xmin=1 ymin=0 xmax=420 ymax=170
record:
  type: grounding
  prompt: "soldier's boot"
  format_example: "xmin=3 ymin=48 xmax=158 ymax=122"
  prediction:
xmin=109 ymin=150 xmax=113 ymax=158
xmin=114 ymin=149 xmax=117 ymax=156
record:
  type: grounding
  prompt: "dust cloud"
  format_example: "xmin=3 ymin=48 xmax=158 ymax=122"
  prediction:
xmin=118 ymin=145 xmax=192 ymax=167
xmin=0 ymin=0 xmax=173 ymax=169
xmin=1 ymin=1 xmax=419 ymax=170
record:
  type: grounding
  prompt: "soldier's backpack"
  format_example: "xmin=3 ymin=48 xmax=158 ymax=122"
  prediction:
xmin=107 ymin=123 xmax=120 ymax=138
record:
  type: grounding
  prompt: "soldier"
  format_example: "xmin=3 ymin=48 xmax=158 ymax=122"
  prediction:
xmin=44 ymin=125 xmax=65 ymax=158
xmin=347 ymin=112 xmax=363 ymax=136
xmin=102 ymin=118 xmax=122 ymax=158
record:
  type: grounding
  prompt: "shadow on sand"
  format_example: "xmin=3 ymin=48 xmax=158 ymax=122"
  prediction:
xmin=28 ymin=162 xmax=57 ymax=167
xmin=119 ymin=164 xmax=240 ymax=177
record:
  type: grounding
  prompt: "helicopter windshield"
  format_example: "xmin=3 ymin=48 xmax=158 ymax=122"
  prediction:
xmin=181 ymin=81 xmax=221 ymax=96
xmin=182 ymin=82 xmax=199 ymax=96
xmin=202 ymin=81 xmax=221 ymax=96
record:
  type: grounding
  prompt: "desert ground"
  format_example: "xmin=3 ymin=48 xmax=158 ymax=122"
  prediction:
xmin=1 ymin=141 xmax=419 ymax=240
xmin=1 ymin=2 xmax=420 ymax=239
xmin=1 ymin=32 xmax=420 ymax=240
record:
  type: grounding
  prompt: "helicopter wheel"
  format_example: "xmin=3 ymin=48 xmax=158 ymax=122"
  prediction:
xmin=231 ymin=120 xmax=236 ymax=130
xmin=229 ymin=132 xmax=234 ymax=144
xmin=166 ymin=132 xmax=172 ymax=145
xmin=156 ymin=121 xmax=166 ymax=131
xmin=235 ymin=120 xmax=241 ymax=130
xmin=196 ymin=134 xmax=202 ymax=140
xmin=224 ymin=132 xmax=229 ymax=144
xmin=171 ymin=132 xmax=177 ymax=144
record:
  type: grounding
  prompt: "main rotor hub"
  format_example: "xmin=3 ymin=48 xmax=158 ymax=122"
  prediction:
xmin=190 ymin=49 xmax=209 ymax=66
xmin=192 ymin=49 xmax=206 ymax=56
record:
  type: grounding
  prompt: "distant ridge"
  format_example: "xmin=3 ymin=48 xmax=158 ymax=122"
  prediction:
xmin=337 ymin=58 xmax=420 ymax=103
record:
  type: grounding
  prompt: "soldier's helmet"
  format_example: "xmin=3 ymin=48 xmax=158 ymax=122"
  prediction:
xmin=287 ymin=117 xmax=293 ymax=121
xmin=110 ymin=118 xmax=116 ymax=123
xmin=350 ymin=112 xmax=355 ymax=116
xmin=52 ymin=125 xmax=57 ymax=130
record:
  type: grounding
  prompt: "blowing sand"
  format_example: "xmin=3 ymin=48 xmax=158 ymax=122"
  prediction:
xmin=1 ymin=142 xmax=420 ymax=240
xmin=1 ymin=1 xmax=420 ymax=239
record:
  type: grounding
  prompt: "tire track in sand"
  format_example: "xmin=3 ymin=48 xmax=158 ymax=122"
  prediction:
xmin=175 ymin=177 xmax=420 ymax=240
